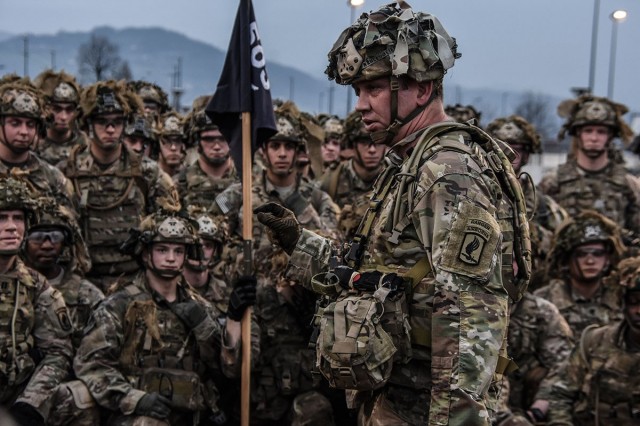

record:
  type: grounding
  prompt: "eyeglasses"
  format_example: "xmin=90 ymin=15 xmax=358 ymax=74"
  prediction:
xmin=160 ymin=137 xmax=185 ymax=147
xmin=200 ymin=136 xmax=227 ymax=145
xmin=27 ymin=230 xmax=66 ymax=244
xmin=93 ymin=117 xmax=125 ymax=128
xmin=574 ymin=248 xmax=607 ymax=259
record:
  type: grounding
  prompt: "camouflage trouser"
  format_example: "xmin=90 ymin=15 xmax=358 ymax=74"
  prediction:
xmin=47 ymin=380 xmax=100 ymax=426
xmin=359 ymin=386 xmax=429 ymax=426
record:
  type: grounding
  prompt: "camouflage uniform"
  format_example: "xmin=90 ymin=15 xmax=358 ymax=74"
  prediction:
xmin=74 ymin=211 xmax=238 ymax=425
xmin=0 ymin=178 xmax=73 ymax=423
xmin=547 ymin=256 xmax=640 ymax=425
xmin=503 ymin=293 xmax=573 ymax=414
xmin=214 ymin=103 xmax=339 ymax=424
xmin=539 ymin=95 xmax=640 ymax=237
xmin=445 ymin=104 xmax=482 ymax=126
xmin=35 ymin=131 xmax=89 ymax=168
xmin=62 ymin=81 xmax=180 ymax=290
xmin=175 ymin=160 xmax=238 ymax=210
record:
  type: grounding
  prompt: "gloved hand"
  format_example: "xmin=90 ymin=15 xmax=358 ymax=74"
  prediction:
xmin=254 ymin=202 xmax=301 ymax=255
xmin=9 ymin=402 xmax=44 ymax=426
xmin=134 ymin=392 xmax=172 ymax=419
xmin=227 ymin=275 xmax=257 ymax=321
xmin=172 ymin=299 xmax=208 ymax=329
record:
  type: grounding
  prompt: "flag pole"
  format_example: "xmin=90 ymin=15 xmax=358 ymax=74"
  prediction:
xmin=241 ymin=111 xmax=252 ymax=426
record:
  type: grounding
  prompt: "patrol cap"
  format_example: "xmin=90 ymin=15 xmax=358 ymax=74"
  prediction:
xmin=486 ymin=115 xmax=542 ymax=154
xmin=557 ymin=94 xmax=633 ymax=144
xmin=326 ymin=1 xmax=460 ymax=85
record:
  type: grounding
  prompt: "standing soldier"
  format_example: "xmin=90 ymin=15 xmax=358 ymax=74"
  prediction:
xmin=486 ymin=115 xmax=569 ymax=288
xmin=33 ymin=70 xmax=87 ymax=167
xmin=319 ymin=110 xmax=385 ymax=240
xmin=176 ymin=96 xmax=238 ymax=209
xmin=534 ymin=211 xmax=626 ymax=338
xmin=127 ymin=80 xmax=170 ymax=118
xmin=256 ymin=2 xmax=531 ymax=424
xmin=318 ymin=114 xmax=344 ymax=170
xmin=214 ymin=102 xmax=339 ymax=424
xmin=0 ymin=177 xmax=73 ymax=426
xmin=0 ymin=81 xmax=75 ymax=212
xmin=155 ymin=111 xmax=187 ymax=179
xmin=73 ymin=210 xmax=255 ymax=425
xmin=539 ymin=95 xmax=640 ymax=240
xmin=547 ymin=256 xmax=640 ymax=425
xmin=62 ymin=80 xmax=180 ymax=291
xmin=445 ymin=103 xmax=482 ymax=126
xmin=123 ymin=113 xmax=156 ymax=159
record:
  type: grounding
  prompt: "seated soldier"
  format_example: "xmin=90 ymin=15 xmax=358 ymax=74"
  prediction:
xmin=73 ymin=210 xmax=255 ymax=425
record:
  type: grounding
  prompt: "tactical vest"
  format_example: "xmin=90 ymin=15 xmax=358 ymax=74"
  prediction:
xmin=574 ymin=323 xmax=640 ymax=425
xmin=66 ymin=145 xmax=148 ymax=275
xmin=118 ymin=284 xmax=207 ymax=411
xmin=313 ymin=122 xmax=530 ymax=391
xmin=178 ymin=163 xmax=237 ymax=209
xmin=36 ymin=131 xmax=88 ymax=167
xmin=0 ymin=272 xmax=37 ymax=389
xmin=554 ymin=161 xmax=636 ymax=231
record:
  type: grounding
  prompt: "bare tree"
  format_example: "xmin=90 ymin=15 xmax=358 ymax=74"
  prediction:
xmin=113 ymin=60 xmax=133 ymax=81
xmin=77 ymin=34 xmax=122 ymax=82
xmin=514 ymin=92 xmax=556 ymax=143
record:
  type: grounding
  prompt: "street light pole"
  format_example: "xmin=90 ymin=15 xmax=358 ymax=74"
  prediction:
xmin=346 ymin=0 xmax=364 ymax=115
xmin=607 ymin=10 xmax=627 ymax=99
xmin=588 ymin=0 xmax=600 ymax=94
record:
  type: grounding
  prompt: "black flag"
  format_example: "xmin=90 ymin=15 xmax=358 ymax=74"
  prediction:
xmin=206 ymin=0 xmax=277 ymax=179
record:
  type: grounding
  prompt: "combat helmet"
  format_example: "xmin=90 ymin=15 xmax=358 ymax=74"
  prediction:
xmin=548 ymin=210 xmax=625 ymax=274
xmin=185 ymin=95 xmax=218 ymax=145
xmin=124 ymin=113 xmax=156 ymax=142
xmin=127 ymin=80 xmax=169 ymax=115
xmin=34 ymin=69 xmax=81 ymax=106
xmin=318 ymin=114 xmax=344 ymax=143
xmin=269 ymin=101 xmax=306 ymax=145
xmin=341 ymin=110 xmax=369 ymax=149
xmin=445 ymin=104 xmax=482 ymax=126
xmin=0 ymin=177 xmax=38 ymax=254
xmin=557 ymin=94 xmax=633 ymax=144
xmin=486 ymin=115 xmax=542 ymax=154
xmin=121 ymin=209 xmax=201 ymax=277
xmin=326 ymin=1 xmax=459 ymax=145
xmin=0 ymin=82 xmax=46 ymax=129
xmin=187 ymin=206 xmax=229 ymax=267
xmin=616 ymin=256 xmax=640 ymax=295
xmin=80 ymin=80 xmax=143 ymax=125
xmin=30 ymin=197 xmax=91 ymax=273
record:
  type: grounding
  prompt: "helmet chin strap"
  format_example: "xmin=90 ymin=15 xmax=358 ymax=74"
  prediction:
xmin=146 ymin=254 xmax=183 ymax=279
xmin=369 ymin=76 xmax=437 ymax=146
xmin=0 ymin=119 xmax=37 ymax=155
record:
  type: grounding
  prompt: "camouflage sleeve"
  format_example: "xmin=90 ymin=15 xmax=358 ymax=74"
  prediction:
xmin=310 ymin=187 xmax=340 ymax=233
xmin=220 ymin=311 xmax=261 ymax=378
xmin=412 ymin=171 xmax=509 ymax=425
xmin=73 ymin=298 xmax=146 ymax=415
xmin=214 ymin=183 xmax=243 ymax=236
xmin=144 ymin=161 xmax=181 ymax=212
xmin=546 ymin=342 xmax=587 ymax=426
xmin=50 ymin=166 xmax=79 ymax=215
xmin=624 ymin=173 xmax=640 ymax=235
xmin=16 ymin=283 xmax=74 ymax=420
xmin=284 ymin=228 xmax=334 ymax=289
xmin=533 ymin=298 xmax=574 ymax=401
xmin=193 ymin=300 xmax=224 ymax=369
xmin=172 ymin=170 xmax=187 ymax=207
xmin=537 ymin=170 xmax=558 ymax=199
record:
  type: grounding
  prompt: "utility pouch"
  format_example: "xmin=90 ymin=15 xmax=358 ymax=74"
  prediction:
xmin=138 ymin=367 xmax=205 ymax=411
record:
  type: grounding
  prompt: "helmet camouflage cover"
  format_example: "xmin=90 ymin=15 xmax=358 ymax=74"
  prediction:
xmin=549 ymin=210 xmax=625 ymax=271
xmin=445 ymin=104 xmax=482 ymax=126
xmin=616 ymin=256 xmax=640 ymax=294
xmin=188 ymin=206 xmax=228 ymax=244
xmin=0 ymin=82 xmax=45 ymax=123
xmin=128 ymin=80 xmax=169 ymax=113
xmin=34 ymin=69 xmax=81 ymax=105
xmin=557 ymin=94 xmax=633 ymax=143
xmin=326 ymin=0 xmax=460 ymax=85
xmin=124 ymin=113 xmax=157 ymax=142
xmin=341 ymin=110 xmax=368 ymax=148
xmin=269 ymin=100 xmax=306 ymax=145
xmin=80 ymin=80 xmax=143 ymax=121
xmin=185 ymin=95 xmax=218 ymax=144
xmin=318 ymin=114 xmax=344 ymax=141
xmin=0 ymin=176 xmax=38 ymax=219
xmin=486 ymin=115 xmax=542 ymax=154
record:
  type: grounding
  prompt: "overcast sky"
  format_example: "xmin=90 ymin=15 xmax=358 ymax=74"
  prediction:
xmin=2 ymin=0 xmax=639 ymax=116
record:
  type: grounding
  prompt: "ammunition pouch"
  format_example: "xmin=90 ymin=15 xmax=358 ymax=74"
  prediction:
xmin=138 ymin=367 xmax=205 ymax=411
